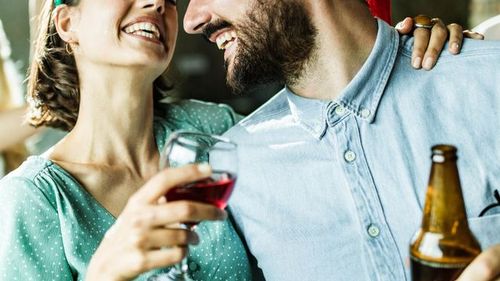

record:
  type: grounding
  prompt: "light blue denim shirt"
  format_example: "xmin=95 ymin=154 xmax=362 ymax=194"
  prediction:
xmin=219 ymin=19 xmax=500 ymax=280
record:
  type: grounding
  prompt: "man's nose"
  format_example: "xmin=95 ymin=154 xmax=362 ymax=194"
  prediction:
xmin=184 ymin=0 xmax=212 ymax=34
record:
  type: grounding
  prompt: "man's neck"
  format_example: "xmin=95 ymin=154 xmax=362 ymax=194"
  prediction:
xmin=289 ymin=1 xmax=378 ymax=100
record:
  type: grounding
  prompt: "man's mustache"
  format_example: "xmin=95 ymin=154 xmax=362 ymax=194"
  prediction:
xmin=202 ymin=20 xmax=233 ymax=41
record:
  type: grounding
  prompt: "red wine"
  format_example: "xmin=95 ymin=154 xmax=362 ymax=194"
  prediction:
xmin=166 ymin=171 xmax=236 ymax=209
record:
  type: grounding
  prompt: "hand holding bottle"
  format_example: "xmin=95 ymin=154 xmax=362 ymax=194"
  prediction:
xmin=457 ymin=244 xmax=500 ymax=281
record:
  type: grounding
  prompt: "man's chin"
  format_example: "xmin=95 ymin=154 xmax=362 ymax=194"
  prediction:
xmin=225 ymin=61 xmax=243 ymax=94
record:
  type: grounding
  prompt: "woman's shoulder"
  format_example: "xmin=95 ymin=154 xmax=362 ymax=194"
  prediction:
xmin=154 ymin=99 xmax=241 ymax=135
xmin=0 ymin=156 xmax=60 ymax=209
xmin=156 ymin=99 xmax=236 ymax=119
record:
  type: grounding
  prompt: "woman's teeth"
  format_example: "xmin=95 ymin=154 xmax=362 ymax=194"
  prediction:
xmin=124 ymin=22 xmax=161 ymax=41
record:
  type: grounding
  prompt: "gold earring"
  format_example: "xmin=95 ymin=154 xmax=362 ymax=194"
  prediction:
xmin=65 ymin=43 xmax=73 ymax=55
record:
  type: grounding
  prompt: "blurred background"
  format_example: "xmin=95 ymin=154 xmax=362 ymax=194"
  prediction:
xmin=0 ymin=0 xmax=499 ymax=115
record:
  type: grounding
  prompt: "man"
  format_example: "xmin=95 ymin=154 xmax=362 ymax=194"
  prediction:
xmin=183 ymin=1 xmax=500 ymax=280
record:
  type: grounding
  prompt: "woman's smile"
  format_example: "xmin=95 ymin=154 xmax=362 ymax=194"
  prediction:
xmin=122 ymin=16 xmax=166 ymax=46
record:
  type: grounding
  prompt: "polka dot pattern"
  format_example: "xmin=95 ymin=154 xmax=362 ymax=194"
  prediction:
xmin=0 ymin=100 xmax=250 ymax=280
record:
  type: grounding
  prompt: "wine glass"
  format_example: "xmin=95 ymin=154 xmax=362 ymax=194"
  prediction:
xmin=151 ymin=131 xmax=238 ymax=281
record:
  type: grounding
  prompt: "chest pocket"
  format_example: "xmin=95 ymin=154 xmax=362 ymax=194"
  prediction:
xmin=468 ymin=213 xmax=500 ymax=250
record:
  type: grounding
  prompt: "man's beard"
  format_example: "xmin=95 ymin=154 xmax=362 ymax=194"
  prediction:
xmin=226 ymin=0 xmax=317 ymax=94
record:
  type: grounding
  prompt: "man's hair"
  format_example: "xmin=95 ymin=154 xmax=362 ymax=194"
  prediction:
xmin=27 ymin=0 xmax=171 ymax=131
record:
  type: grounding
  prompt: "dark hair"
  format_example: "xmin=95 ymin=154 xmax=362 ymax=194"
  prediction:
xmin=27 ymin=0 xmax=171 ymax=131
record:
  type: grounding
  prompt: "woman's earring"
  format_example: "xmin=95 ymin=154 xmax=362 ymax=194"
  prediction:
xmin=65 ymin=43 xmax=73 ymax=55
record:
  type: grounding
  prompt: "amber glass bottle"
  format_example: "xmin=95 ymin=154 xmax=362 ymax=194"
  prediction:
xmin=410 ymin=145 xmax=481 ymax=281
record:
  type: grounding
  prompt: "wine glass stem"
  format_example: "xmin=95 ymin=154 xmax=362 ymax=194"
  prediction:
xmin=178 ymin=256 xmax=189 ymax=274
xmin=171 ymin=224 xmax=195 ymax=278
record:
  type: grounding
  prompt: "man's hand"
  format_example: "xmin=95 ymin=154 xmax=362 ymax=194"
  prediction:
xmin=395 ymin=16 xmax=484 ymax=70
xmin=457 ymin=244 xmax=500 ymax=281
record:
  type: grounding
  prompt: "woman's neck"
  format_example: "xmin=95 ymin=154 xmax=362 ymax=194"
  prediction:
xmin=51 ymin=66 xmax=159 ymax=176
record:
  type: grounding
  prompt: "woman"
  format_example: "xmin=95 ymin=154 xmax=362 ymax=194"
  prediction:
xmin=0 ymin=0 xmax=467 ymax=280
xmin=1 ymin=0 xmax=249 ymax=280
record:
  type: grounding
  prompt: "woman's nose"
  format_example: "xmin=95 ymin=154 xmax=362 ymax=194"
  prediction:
xmin=140 ymin=0 xmax=165 ymax=14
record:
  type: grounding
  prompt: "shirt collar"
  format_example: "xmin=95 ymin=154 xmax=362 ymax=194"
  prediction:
xmin=286 ymin=19 xmax=399 ymax=140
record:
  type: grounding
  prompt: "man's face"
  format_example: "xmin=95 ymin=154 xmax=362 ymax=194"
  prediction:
xmin=184 ymin=0 xmax=317 ymax=94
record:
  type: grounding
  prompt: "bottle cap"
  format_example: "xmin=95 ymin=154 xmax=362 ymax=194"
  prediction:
xmin=431 ymin=144 xmax=458 ymax=162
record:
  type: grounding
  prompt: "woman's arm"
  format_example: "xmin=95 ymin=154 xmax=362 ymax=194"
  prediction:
xmin=0 ymin=176 xmax=74 ymax=279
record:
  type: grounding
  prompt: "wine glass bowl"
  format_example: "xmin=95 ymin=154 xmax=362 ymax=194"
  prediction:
xmin=152 ymin=131 xmax=238 ymax=281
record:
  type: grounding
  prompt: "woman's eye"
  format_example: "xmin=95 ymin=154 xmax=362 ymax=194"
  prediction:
xmin=167 ymin=0 xmax=177 ymax=5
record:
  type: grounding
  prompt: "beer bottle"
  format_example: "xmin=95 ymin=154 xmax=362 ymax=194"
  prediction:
xmin=410 ymin=145 xmax=481 ymax=281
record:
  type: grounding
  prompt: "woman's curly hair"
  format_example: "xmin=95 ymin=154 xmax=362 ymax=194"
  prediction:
xmin=27 ymin=0 xmax=171 ymax=131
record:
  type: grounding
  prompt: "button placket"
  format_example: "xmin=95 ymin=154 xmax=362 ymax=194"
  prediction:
xmin=344 ymin=150 xmax=357 ymax=163
xmin=367 ymin=224 xmax=380 ymax=238
xmin=327 ymin=104 xmax=349 ymax=127
xmin=334 ymin=118 xmax=406 ymax=280
xmin=335 ymin=105 xmax=347 ymax=116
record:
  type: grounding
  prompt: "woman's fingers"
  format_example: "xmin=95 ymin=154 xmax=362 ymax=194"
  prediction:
xmin=140 ymin=248 xmax=189 ymax=272
xmin=144 ymin=228 xmax=199 ymax=249
xmin=447 ymin=23 xmax=464 ymax=54
xmin=463 ymin=29 xmax=485 ymax=40
xmin=420 ymin=18 xmax=448 ymax=70
xmin=127 ymin=227 xmax=199 ymax=250
xmin=395 ymin=17 xmax=413 ymax=34
xmin=123 ymin=202 xmax=226 ymax=230
xmin=411 ymin=26 xmax=431 ymax=69
xmin=405 ymin=16 xmax=469 ymax=69
xmin=131 ymin=164 xmax=212 ymax=205
xmin=157 ymin=201 xmax=227 ymax=223
xmin=120 ymin=247 xmax=188 ymax=278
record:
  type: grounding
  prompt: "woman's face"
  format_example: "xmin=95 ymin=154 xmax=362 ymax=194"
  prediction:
xmin=70 ymin=0 xmax=178 ymax=77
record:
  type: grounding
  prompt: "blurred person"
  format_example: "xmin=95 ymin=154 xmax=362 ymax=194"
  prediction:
xmin=183 ymin=0 xmax=500 ymax=280
xmin=0 ymin=19 xmax=38 ymax=177
xmin=0 ymin=1 xmax=472 ymax=281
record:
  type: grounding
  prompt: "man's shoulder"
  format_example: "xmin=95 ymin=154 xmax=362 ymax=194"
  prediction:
xmin=224 ymin=88 xmax=290 ymax=139
xmin=399 ymin=36 xmax=500 ymax=61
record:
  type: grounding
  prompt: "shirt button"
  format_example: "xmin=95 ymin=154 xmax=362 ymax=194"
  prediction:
xmin=360 ymin=108 xmax=371 ymax=119
xmin=367 ymin=224 xmax=380 ymax=237
xmin=344 ymin=150 xmax=357 ymax=163
xmin=335 ymin=105 xmax=347 ymax=116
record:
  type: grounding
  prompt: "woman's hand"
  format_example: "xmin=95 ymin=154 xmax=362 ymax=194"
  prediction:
xmin=86 ymin=164 xmax=226 ymax=281
xmin=395 ymin=16 xmax=484 ymax=70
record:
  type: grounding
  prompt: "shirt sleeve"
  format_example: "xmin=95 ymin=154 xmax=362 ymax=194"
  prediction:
xmin=0 ymin=176 xmax=73 ymax=280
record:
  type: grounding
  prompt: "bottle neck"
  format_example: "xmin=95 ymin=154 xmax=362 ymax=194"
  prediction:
xmin=421 ymin=160 xmax=469 ymax=235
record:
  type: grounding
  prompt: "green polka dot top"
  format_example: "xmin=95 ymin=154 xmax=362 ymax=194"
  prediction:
xmin=0 ymin=100 xmax=251 ymax=281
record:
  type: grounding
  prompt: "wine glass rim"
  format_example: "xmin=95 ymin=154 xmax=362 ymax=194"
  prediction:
xmin=168 ymin=131 xmax=237 ymax=147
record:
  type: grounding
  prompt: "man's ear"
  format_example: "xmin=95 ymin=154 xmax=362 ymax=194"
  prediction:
xmin=53 ymin=5 xmax=78 ymax=44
